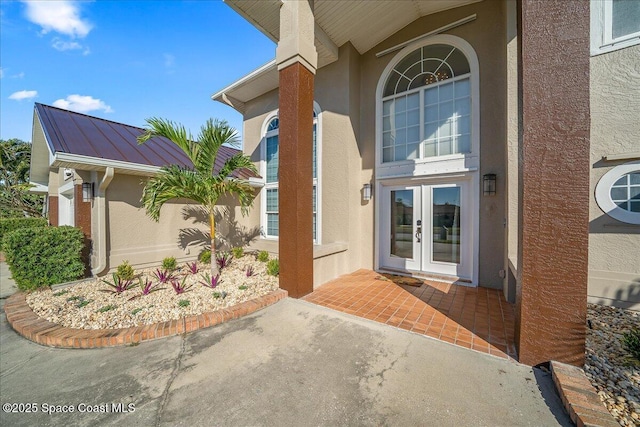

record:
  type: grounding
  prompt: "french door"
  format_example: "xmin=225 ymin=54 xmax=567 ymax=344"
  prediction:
xmin=380 ymin=180 xmax=473 ymax=282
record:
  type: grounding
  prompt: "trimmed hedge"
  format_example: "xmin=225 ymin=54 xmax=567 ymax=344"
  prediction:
xmin=0 ymin=217 xmax=48 ymax=247
xmin=2 ymin=226 xmax=85 ymax=291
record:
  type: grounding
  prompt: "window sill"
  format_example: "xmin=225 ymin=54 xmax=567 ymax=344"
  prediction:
xmin=313 ymin=242 xmax=348 ymax=259
xmin=591 ymin=36 xmax=640 ymax=56
xmin=250 ymin=240 xmax=348 ymax=260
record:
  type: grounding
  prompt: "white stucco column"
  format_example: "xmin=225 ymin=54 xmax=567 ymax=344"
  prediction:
xmin=276 ymin=0 xmax=317 ymax=74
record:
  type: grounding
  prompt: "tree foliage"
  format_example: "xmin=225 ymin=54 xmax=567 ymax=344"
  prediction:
xmin=0 ymin=138 xmax=44 ymax=218
xmin=137 ymin=118 xmax=258 ymax=276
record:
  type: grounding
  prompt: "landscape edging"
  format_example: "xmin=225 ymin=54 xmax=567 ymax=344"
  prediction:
xmin=3 ymin=289 xmax=288 ymax=348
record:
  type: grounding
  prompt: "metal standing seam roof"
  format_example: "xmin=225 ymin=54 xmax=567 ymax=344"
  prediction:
xmin=35 ymin=103 xmax=258 ymax=180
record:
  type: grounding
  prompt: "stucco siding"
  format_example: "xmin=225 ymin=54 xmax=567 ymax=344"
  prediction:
xmin=359 ymin=1 xmax=507 ymax=288
xmin=104 ymin=173 xmax=204 ymax=272
xmin=589 ymin=44 xmax=640 ymax=309
xmin=235 ymin=1 xmax=510 ymax=289
xmin=239 ymin=44 xmax=367 ymax=287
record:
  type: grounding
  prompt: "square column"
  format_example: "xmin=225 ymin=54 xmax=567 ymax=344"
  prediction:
xmin=516 ymin=0 xmax=591 ymax=366
xmin=277 ymin=0 xmax=317 ymax=298
xmin=48 ymin=195 xmax=59 ymax=226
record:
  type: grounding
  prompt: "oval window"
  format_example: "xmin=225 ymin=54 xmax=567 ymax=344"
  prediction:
xmin=595 ymin=161 xmax=640 ymax=224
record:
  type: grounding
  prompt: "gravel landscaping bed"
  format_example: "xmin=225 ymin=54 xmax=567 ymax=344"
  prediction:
xmin=26 ymin=255 xmax=278 ymax=330
xmin=585 ymin=304 xmax=640 ymax=426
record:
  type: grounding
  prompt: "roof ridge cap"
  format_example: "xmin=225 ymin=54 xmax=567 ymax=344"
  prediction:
xmin=36 ymin=103 xmax=147 ymax=131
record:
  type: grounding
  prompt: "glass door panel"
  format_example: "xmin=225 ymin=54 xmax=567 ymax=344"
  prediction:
xmin=380 ymin=181 xmax=470 ymax=280
xmin=380 ymin=186 xmax=421 ymax=271
xmin=431 ymin=187 xmax=461 ymax=264
xmin=391 ymin=189 xmax=414 ymax=259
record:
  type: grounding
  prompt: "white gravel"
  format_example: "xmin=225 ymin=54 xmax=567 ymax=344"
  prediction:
xmin=26 ymin=255 xmax=278 ymax=330
xmin=585 ymin=304 xmax=640 ymax=426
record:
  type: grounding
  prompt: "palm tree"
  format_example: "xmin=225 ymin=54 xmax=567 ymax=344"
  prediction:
xmin=137 ymin=118 xmax=258 ymax=276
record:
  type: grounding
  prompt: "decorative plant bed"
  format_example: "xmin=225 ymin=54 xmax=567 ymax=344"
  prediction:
xmin=25 ymin=255 xmax=278 ymax=330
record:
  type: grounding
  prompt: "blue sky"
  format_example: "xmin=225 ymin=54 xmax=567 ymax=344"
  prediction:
xmin=0 ymin=0 xmax=276 ymax=145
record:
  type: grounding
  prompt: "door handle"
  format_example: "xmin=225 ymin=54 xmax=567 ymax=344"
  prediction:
xmin=415 ymin=226 xmax=421 ymax=243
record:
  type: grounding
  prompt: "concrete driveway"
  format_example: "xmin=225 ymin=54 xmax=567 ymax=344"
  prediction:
xmin=0 ymin=262 xmax=18 ymax=299
xmin=1 ymin=296 xmax=571 ymax=426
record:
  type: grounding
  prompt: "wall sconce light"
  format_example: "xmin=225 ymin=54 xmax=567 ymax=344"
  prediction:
xmin=483 ymin=174 xmax=496 ymax=196
xmin=363 ymin=183 xmax=372 ymax=201
xmin=82 ymin=182 xmax=94 ymax=202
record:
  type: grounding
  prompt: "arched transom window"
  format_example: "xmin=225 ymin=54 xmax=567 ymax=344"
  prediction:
xmin=382 ymin=44 xmax=472 ymax=163
xmin=263 ymin=110 xmax=319 ymax=240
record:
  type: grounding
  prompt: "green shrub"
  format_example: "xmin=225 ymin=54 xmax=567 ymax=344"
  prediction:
xmin=162 ymin=256 xmax=177 ymax=271
xmin=623 ymin=329 xmax=640 ymax=362
xmin=116 ymin=260 xmax=135 ymax=280
xmin=231 ymin=247 xmax=244 ymax=259
xmin=178 ymin=299 xmax=190 ymax=307
xmin=266 ymin=259 xmax=279 ymax=276
xmin=198 ymin=249 xmax=211 ymax=264
xmin=0 ymin=217 xmax=47 ymax=249
xmin=257 ymin=250 xmax=269 ymax=263
xmin=3 ymin=225 xmax=85 ymax=291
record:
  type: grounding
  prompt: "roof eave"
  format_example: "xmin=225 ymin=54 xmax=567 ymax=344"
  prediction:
xmin=211 ymin=59 xmax=278 ymax=112
xmin=53 ymin=152 xmax=162 ymax=177
xmin=223 ymin=0 xmax=281 ymax=44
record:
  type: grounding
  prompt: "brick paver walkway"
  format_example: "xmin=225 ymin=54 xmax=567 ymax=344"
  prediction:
xmin=303 ymin=270 xmax=517 ymax=359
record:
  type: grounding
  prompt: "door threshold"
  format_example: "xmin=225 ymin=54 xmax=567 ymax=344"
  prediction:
xmin=377 ymin=268 xmax=476 ymax=287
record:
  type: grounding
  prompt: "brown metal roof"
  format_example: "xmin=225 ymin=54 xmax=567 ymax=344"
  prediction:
xmin=35 ymin=103 xmax=257 ymax=179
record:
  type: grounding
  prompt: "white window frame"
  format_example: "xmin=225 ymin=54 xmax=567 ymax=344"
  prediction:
xmin=595 ymin=160 xmax=640 ymax=224
xmin=375 ymin=34 xmax=480 ymax=180
xmin=259 ymin=103 xmax=322 ymax=243
xmin=591 ymin=0 xmax=640 ymax=56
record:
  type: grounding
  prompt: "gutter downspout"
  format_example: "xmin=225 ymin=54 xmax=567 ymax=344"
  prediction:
xmin=91 ymin=167 xmax=114 ymax=276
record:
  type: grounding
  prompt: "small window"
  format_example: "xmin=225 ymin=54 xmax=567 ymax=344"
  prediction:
xmin=610 ymin=172 xmax=640 ymax=213
xmin=591 ymin=0 xmax=640 ymax=55
xmin=595 ymin=161 xmax=640 ymax=224
xmin=611 ymin=0 xmax=640 ymax=40
xmin=261 ymin=110 xmax=320 ymax=241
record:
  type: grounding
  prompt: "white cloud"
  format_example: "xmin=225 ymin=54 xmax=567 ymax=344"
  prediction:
xmin=52 ymin=38 xmax=82 ymax=51
xmin=0 ymin=68 xmax=25 ymax=79
xmin=9 ymin=90 xmax=38 ymax=100
xmin=22 ymin=0 xmax=92 ymax=38
xmin=53 ymin=94 xmax=113 ymax=113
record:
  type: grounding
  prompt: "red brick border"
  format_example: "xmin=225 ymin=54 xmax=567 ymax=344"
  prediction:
xmin=550 ymin=361 xmax=619 ymax=427
xmin=3 ymin=289 xmax=287 ymax=348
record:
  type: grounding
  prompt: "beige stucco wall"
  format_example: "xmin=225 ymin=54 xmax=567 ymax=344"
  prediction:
xmin=588 ymin=44 xmax=640 ymax=310
xmin=359 ymin=1 xmax=508 ymax=288
xmin=48 ymin=170 xmax=59 ymax=195
xmin=239 ymin=43 xmax=366 ymax=288
xmin=237 ymin=1 xmax=508 ymax=289
xmin=505 ymin=0 xmax=518 ymax=302
xmin=101 ymin=173 xmax=205 ymax=273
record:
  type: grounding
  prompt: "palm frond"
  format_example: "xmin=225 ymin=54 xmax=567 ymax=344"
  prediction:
xmin=137 ymin=117 xmax=197 ymax=164
xmin=218 ymin=153 xmax=258 ymax=179
xmin=219 ymin=177 xmax=256 ymax=215
xmin=138 ymin=117 xmax=257 ymax=221
xmin=141 ymin=165 xmax=214 ymax=220
xmin=195 ymin=119 xmax=239 ymax=175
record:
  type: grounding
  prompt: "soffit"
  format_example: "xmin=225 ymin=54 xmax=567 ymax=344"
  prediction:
xmin=216 ymin=0 xmax=482 ymax=109
xmin=226 ymin=0 xmax=482 ymax=56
